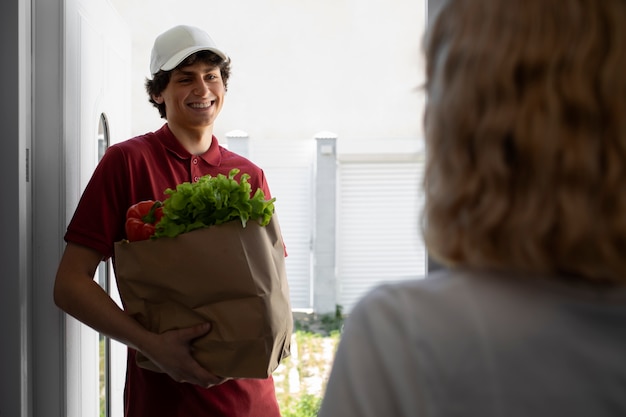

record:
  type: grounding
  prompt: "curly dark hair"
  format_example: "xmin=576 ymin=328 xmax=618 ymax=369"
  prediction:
xmin=145 ymin=50 xmax=231 ymax=119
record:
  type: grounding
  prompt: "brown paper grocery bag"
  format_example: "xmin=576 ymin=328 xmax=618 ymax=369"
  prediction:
xmin=113 ymin=215 xmax=292 ymax=378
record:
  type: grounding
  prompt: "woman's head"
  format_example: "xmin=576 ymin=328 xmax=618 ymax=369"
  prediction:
xmin=422 ymin=0 xmax=626 ymax=284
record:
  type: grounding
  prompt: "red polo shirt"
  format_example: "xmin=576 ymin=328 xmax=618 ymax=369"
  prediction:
xmin=65 ymin=124 xmax=282 ymax=417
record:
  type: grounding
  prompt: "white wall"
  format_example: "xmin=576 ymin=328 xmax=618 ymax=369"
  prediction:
xmin=109 ymin=0 xmax=426 ymax=144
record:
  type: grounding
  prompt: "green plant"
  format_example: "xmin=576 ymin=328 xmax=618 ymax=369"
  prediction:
xmin=274 ymin=310 xmax=343 ymax=416
xmin=293 ymin=305 xmax=344 ymax=336
xmin=280 ymin=393 xmax=322 ymax=417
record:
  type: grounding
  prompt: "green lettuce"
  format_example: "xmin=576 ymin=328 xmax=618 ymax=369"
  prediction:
xmin=153 ymin=168 xmax=276 ymax=238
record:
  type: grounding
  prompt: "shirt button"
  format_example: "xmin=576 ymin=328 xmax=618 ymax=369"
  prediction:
xmin=192 ymin=158 xmax=198 ymax=165
xmin=193 ymin=176 xmax=199 ymax=182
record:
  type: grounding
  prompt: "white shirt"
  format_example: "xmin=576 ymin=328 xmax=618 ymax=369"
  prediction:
xmin=318 ymin=268 xmax=626 ymax=417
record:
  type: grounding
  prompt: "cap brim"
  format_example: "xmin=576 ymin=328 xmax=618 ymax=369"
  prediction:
xmin=159 ymin=46 xmax=229 ymax=72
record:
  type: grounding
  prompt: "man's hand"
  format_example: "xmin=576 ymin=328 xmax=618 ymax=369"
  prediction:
xmin=140 ymin=322 xmax=227 ymax=388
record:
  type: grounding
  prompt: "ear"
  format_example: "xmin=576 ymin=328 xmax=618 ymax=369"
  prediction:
xmin=152 ymin=94 xmax=164 ymax=104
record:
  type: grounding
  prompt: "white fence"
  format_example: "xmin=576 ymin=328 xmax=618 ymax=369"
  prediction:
xmin=230 ymin=132 xmax=427 ymax=314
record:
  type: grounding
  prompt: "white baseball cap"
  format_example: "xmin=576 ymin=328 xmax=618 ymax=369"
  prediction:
xmin=149 ymin=25 xmax=229 ymax=76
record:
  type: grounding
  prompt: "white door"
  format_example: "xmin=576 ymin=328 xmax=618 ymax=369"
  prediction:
xmin=63 ymin=0 xmax=131 ymax=416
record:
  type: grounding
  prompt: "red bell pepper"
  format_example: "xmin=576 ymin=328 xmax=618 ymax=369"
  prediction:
xmin=125 ymin=200 xmax=164 ymax=241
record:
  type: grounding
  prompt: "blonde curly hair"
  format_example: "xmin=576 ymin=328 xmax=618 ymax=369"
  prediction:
xmin=422 ymin=0 xmax=626 ymax=284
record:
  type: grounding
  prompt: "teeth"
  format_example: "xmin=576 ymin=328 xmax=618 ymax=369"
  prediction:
xmin=190 ymin=102 xmax=211 ymax=109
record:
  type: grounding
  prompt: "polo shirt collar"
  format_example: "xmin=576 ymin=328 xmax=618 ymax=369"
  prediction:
xmin=159 ymin=123 xmax=222 ymax=166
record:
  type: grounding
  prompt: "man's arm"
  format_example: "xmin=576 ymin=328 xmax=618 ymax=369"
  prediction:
xmin=53 ymin=242 xmax=224 ymax=387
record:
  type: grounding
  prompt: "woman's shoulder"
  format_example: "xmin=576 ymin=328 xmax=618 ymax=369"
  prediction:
xmin=348 ymin=268 xmax=521 ymax=335
xmin=355 ymin=269 xmax=474 ymax=311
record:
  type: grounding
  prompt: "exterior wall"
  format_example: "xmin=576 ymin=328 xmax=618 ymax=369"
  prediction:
xmin=109 ymin=0 xmax=426 ymax=145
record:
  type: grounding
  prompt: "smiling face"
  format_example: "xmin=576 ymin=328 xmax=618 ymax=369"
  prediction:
xmin=151 ymin=61 xmax=226 ymax=132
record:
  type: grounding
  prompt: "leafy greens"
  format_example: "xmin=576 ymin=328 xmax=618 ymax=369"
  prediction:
xmin=153 ymin=168 xmax=276 ymax=238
